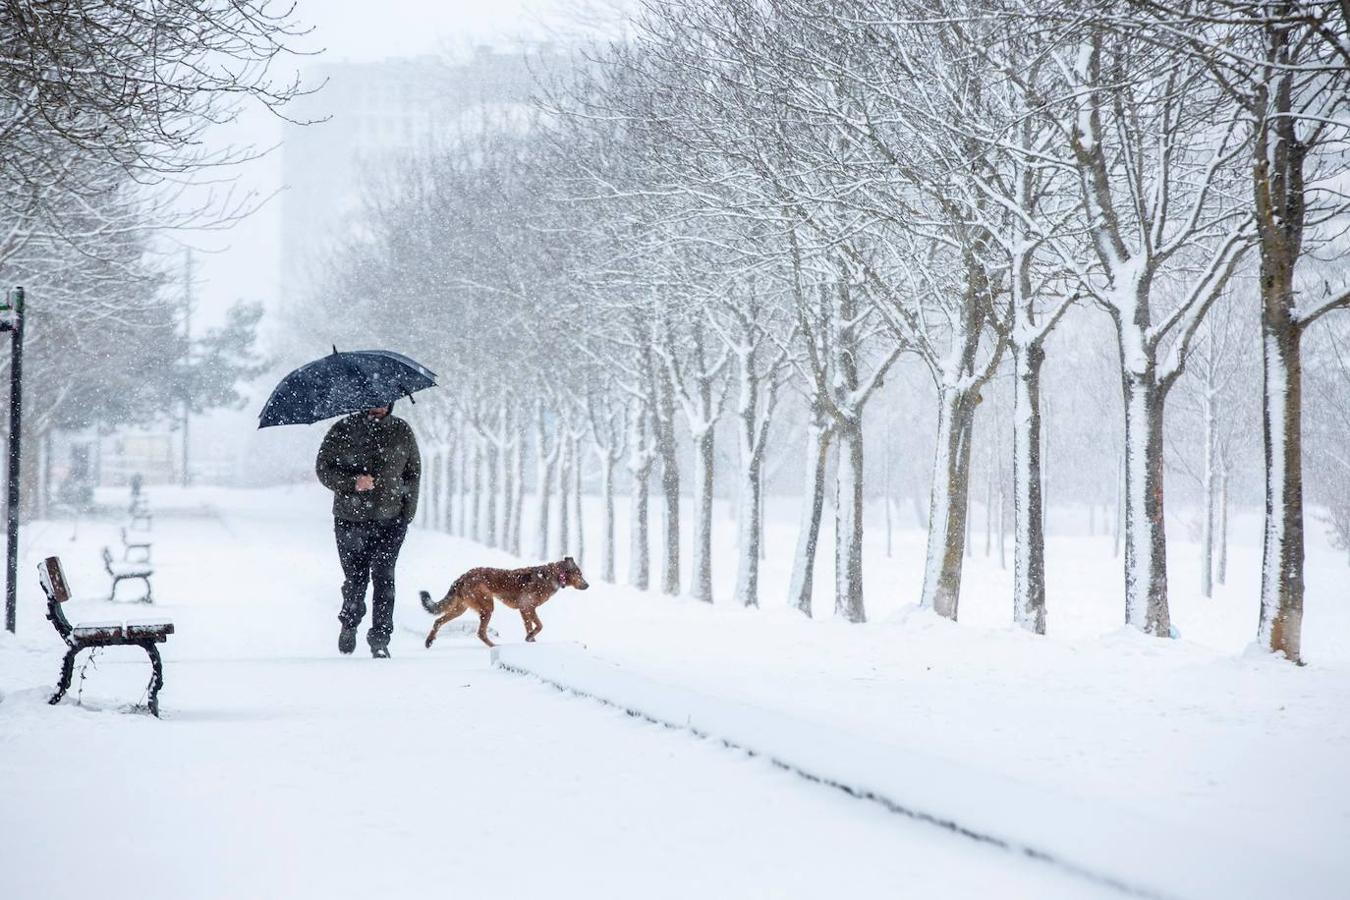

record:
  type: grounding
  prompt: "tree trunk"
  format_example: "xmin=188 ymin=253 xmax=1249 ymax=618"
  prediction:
xmin=557 ymin=433 xmax=571 ymax=556
xmin=470 ymin=440 xmax=484 ymax=544
xmin=656 ymin=418 xmax=680 ymax=596
xmin=484 ymin=442 xmax=499 ymax=548
xmin=450 ymin=445 xmax=461 ymax=531
xmin=629 ymin=461 xmax=651 ymax=590
xmin=511 ymin=438 xmax=525 ymax=554
xmin=997 ymin=473 xmax=1007 ymax=570
xmin=733 ymin=455 xmax=764 ymax=607
xmin=984 ymin=434 xmax=994 ymax=557
xmin=535 ymin=413 xmax=553 ymax=560
xmin=429 ymin=452 xmax=442 ymax=531
xmin=920 ymin=387 xmax=978 ymax=620
xmin=500 ymin=439 xmax=515 ymax=553
xmin=1012 ymin=341 xmax=1048 ymax=634
xmin=1217 ymin=456 xmax=1229 ymax=585
xmin=691 ymin=426 xmax=714 ymax=603
xmin=834 ymin=418 xmax=865 ymax=623
xmin=1202 ymin=386 xmax=1217 ymax=598
xmin=571 ymin=433 xmax=585 ymax=567
xmin=788 ymin=419 xmax=831 ymax=617
xmin=627 ymin=408 xmax=652 ymax=591
xmin=1113 ymin=453 xmax=1124 ymax=559
xmin=1257 ymin=285 xmax=1304 ymax=661
xmin=884 ymin=413 xmax=894 ymax=559
xmin=601 ymin=450 xmax=616 ymax=582
xmin=456 ymin=439 xmax=468 ymax=538
xmin=1121 ymin=369 xmax=1170 ymax=637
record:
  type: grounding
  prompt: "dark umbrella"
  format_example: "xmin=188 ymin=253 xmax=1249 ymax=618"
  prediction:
xmin=258 ymin=348 xmax=437 ymax=428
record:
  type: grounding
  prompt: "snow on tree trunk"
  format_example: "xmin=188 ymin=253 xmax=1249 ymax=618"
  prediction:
xmin=788 ymin=418 xmax=831 ymax=617
xmin=834 ymin=418 xmax=865 ymax=623
xmin=920 ymin=386 xmax=978 ymax=620
xmin=691 ymin=425 xmax=714 ymax=603
xmin=1121 ymin=368 xmax=1170 ymax=637
xmin=1012 ymin=340 xmax=1048 ymax=634
xmin=1258 ymin=297 xmax=1304 ymax=662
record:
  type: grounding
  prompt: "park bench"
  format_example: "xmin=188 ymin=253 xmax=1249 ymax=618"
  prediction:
xmin=120 ymin=525 xmax=152 ymax=563
xmin=128 ymin=499 xmax=152 ymax=532
xmin=41 ymin=556 xmax=173 ymax=716
xmin=103 ymin=546 xmax=154 ymax=603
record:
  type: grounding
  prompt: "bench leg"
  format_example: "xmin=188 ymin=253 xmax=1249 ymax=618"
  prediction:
xmin=142 ymin=642 xmax=164 ymax=717
xmin=49 ymin=646 xmax=79 ymax=706
xmin=110 ymin=575 xmax=121 ymax=603
xmin=141 ymin=575 xmax=153 ymax=604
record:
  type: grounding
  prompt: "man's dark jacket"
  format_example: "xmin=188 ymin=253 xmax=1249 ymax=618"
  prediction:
xmin=316 ymin=412 xmax=421 ymax=523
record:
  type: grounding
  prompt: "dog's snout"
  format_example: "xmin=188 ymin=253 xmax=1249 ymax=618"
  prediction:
xmin=578 ymin=579 xmax=591 ymax=590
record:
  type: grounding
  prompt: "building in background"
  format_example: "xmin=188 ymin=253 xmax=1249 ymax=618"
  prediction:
xmin=279 ymin=46 xmax=552 ymax=318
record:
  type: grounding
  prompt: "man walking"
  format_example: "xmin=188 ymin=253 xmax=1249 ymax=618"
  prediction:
xmin=315 ymin=403 xmax=421 ymax=657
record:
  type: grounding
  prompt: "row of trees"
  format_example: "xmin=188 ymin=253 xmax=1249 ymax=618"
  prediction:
xmin=306 ymin=0 xmax=1350 ymax=664
xmin=0 ymin=1 xmax=303 ymax=508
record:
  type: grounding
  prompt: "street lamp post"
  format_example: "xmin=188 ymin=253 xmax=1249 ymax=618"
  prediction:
xmin=2 ymin=286 xmax=24 ymax=633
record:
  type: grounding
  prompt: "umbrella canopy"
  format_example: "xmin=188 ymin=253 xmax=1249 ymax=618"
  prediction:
xmin=258 ymin=348 xmax=437 ymax=428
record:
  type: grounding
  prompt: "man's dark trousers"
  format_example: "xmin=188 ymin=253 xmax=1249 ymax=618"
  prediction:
xmin=335 ymin=517 xmax=407 ymax=650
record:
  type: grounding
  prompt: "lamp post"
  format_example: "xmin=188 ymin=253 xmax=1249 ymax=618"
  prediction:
xmin=2 ymin=286 xmax=24 ymax=633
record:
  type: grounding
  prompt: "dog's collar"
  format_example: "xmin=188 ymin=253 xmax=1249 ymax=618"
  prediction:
xmin=555 ymin=569 xmax=568 ymax=590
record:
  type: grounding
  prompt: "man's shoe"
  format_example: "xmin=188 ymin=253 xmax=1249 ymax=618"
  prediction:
xmin=371 ymin=645 xmax=391 ymax=659
xmin=338 ymin=625 xmax=357 ymax=655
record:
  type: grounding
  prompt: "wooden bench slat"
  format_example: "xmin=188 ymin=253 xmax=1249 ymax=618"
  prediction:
xmin=125 ymin=621 xmax=174 ymax=639
xmin=71 ymin=623 xmax=124 ymax=641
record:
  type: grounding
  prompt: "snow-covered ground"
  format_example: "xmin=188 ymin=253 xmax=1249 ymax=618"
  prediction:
xmin=1 ymin=485 xmax=1347 ymax=899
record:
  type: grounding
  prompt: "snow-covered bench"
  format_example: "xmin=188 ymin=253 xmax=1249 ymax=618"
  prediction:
xmin=128 ymin=496 xmax=152 ymax=532
xmin=120 ymin=525 xmax=152 ymax=563
xmin=42 ymin=556 xmax=174 ymax=716
xmin=103 ymin=546 xmax=154 ymax=603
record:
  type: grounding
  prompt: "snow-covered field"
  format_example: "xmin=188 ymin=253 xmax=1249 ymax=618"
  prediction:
xmin=1 ymin=485 xmax=1347 ymax=899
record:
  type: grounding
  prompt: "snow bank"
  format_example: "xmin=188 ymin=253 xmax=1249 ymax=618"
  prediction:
xmin=494 ymin=642 xmax=1338 ymax=900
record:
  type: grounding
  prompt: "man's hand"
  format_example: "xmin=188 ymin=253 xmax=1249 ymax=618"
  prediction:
xmin=355 ymin=475 xmax=375 ymax=492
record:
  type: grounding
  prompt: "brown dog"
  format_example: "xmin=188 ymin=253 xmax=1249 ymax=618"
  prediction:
xmin=421 ymin=557 xmax=589 ymax=648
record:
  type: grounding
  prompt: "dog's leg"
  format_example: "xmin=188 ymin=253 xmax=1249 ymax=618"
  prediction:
xmin=425 ymin=600 xmax=468 ymax=648
xmin=521 ymin=609 xmax=536 ymax=642
xmin=476 ymin=606 xmax=495 ymax=648
xmin=525 ymin=609 xmax=543 ymax=642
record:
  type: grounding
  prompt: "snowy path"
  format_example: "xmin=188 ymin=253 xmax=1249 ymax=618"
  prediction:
xmin=1 ymin=490 xmax=1118 ymax=900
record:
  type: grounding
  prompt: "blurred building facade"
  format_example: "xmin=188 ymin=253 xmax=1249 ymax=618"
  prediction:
xmin=279 ymin=47 xmax=551 ymax=316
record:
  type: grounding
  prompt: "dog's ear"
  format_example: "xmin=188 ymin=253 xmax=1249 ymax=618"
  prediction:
xmin=565 ymin=556 xmax=574 ymax=564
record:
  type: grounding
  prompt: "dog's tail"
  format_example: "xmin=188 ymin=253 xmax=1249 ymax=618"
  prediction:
xmin=420 ymin=572 xmax=467 ymax=615
xmin=420 ymin=589 xmax=449 ymax=615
